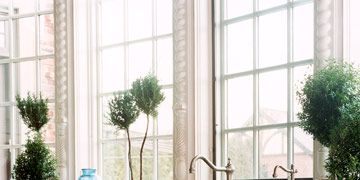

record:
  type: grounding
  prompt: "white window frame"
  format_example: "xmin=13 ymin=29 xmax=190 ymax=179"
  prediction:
xmin=94 ymin=0 xmax=173 ymax=179
xmin=0 ymin=1 xmax=54 ymax=179
xmin=214 ymin=0 xmax=314 ymax=179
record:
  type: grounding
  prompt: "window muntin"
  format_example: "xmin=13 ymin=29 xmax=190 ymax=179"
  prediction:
xmin=217 ymin=0 xmax=314 ymax=179
xmin=0 ymin=0 xmax=54 ymax=179
xmin=97 ymin=0 xmax=173 ymax=179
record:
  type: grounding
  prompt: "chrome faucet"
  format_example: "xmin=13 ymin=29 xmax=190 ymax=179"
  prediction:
xmin=189 ymin=155 xmax=234 ymax=180
xmin=273 ymin=164 xmax=298 ymax=180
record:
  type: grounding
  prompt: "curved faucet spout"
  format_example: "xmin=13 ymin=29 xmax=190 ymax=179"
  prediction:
xmin=189 ymin=155 xmax=234 ymax=180
xmin=189 ymin=155 xmax=226 ymax=173
xmin=273 ymin=164 xmax=297 ymax=180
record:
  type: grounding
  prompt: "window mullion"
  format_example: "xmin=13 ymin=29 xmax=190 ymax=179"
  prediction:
xmin=253 ymin=0 xmax=259 ymax=177
xmin=287 ymin=0 xmax=294 ymax=170
xmin=124 ymin=0 xmax=129 ymax=179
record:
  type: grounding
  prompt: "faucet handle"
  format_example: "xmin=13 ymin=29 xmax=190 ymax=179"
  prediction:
xmin=225 ymin=158 xmax=235 ymax=172
xmin=290 ymin=164 xmax=298 ymax=173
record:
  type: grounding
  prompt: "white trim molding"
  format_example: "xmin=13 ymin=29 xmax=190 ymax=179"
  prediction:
xmin=314 ymin=0 xmax=343 ymax=179
xmin=173 ymin=0 xmax=195 ymax=179
xmin=54 ymin=0 xmax=75 ymax=179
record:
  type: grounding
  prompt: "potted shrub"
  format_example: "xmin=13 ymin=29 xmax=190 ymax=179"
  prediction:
xmin=326 ymin=118 xmax=360 ymax=179
xmin=130 ymin=74 xmax=164 ymax=180
xmin=297 ymin=61 xmax=360 ymax=178
xmin=297 ymin=61 xmax=360 ymax=146
xmin=107 ymin=91 xmax=140 ymax=180
xmin=12 ymin=93 xmax=58 ymax=180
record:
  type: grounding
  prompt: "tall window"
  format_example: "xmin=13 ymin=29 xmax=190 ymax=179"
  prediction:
xmin=345 ymin=0 xmax=360 ymax=64
xmin=96 ymin=0 xmax=173 ymax=179
xmin=216 ymin=0 xmax=314 ymax=178
xmin=0 ymin=0 xmax=54 ymax=179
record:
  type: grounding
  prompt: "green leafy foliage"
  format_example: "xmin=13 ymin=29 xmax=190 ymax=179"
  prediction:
xmin=12 ymin=133 xmax=58 ymax=180
xmin=130 ymin=74 xmax=165 ymax=117
xmin=108 ymin=91 xmax=140 ymax=130
xmin=297 ymin=61 xmax=360 ymax=147
xmin=326 ymin=119 xmax=360 ymax=179
xmin=107 ymin=91 xmax=139 ymax=180
xmin=16 ymin=93 xmax=50 ymax=132
xmin=130 ymin=74 xmax=165 ymax=180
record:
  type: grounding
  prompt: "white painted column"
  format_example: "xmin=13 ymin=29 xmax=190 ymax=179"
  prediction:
xmin=54 ymin=0 xmax=75 ymax=179
xmin=173 ymin=0 xmax=195 ymax=179
xmin=314 ymin=0 xmax=343 ymax=179
xmin=173 ymin=0 xmax=214 ymax=179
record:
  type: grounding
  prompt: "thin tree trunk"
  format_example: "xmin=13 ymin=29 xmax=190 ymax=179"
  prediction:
xmin=139 ymin=114 xmax=150 ymax=180
xmin=126 ymin=129 xmax=134 ymax=180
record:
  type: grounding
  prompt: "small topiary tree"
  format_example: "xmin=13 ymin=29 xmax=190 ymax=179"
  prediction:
xmin=130 ymin=74 xmax=164 ymax=180
xmin=108 ymin=91 xmax=140 ymax=180
xmin=297 ymin=61 xmax=360 ymax=147
xmin=13 ymin=133 xmax=58 ymax=180
xmin=12 ymin=93 xmax=58 ymax=180
xmin=326 ymin=105 xmax=360 ymax=179
xmin=16 ymin=93 xmax=50 ymax=132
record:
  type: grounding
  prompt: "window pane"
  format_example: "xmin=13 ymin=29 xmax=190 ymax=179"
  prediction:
xmin=227 ymin=132 xmax=253 ymax=179
xmin=14 ymin=61 xmax=37 ymax=97
xmin=128 ymin=0 xmax=152 ymax=40
xmin=293 ymin=3 xmax=314 ymax=61
xmin=259 ymin=0 xmax=287 ymax=10
xmin=0 ymin=106 xmax=11 ymax=145
xmin=39 ymin=0 xmax=53 ymax=11
xmin=348 ymin=0 xmax=360 ymax=63
xmin=40 ymin=59 xmax=55 ymax=100
xmin=39 ymin=14 xmax=54 ymax=55
xmin=102 ymin=97 xmax=125 ymax=139
xmin=156 ymin=37 xmax=173 ymax=85
xmin=15 ymin=108 xmax=30 ymax=144
xmin=131 ymin=139 xmax=153 ymax=179
xmin=259 ymin=128 xmax=288 ymax=178
xmin=293 ymin=65 xmax=313 ymax=121
xmin=225 ymin=0 xmax=252 ymax=19
xmin=158 ymin=138 xmax=173 ymax=180
xmin=226 ymin=19 xmax=253 ymax=74
xmin=129 ymin=114 xmax=153 ymax=137
xmin=101 ymin=0 xmax=124 ymax=45
xmin=0 ymin=1 xmax=9 ymax=17
xmin=101 ymin=47 xmax=125 ymax=93
xmin=128 ymin=41 xmax=152 ymax=84
xmin=227 ymin=76 xmax=253 ymax=128
xmin=14 ymin=17 xmax=36 ymax=58
xmin=294 ymin=127 xmax=313 ymax=178
xmin=259 ymin=70 xmax=287 ymax=125
xmin=13 ymin=0 xmax=36 ymax=14
xmin=102 ymin=142 xmax=126 ymax=180
xmin=259 ymin=11 xmax=287 ymax=68
xmin=42 ymin=103 xmax=55 ymax=143
xmin=0 ymin=20 xmax=9 ymax=54
xmin=0 ymin=64 xmax=10 ymax=102
xmin=156 ymin=0 xmax=172 ymax=35
xmin=158 ymin=89 xmax=173 ymax=135
xmin=0 ymin=149 xmax=10 ymax=180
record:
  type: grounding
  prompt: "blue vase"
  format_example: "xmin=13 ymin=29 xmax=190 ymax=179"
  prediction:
xmin=78 ymin=168 xmax=98 ymax=180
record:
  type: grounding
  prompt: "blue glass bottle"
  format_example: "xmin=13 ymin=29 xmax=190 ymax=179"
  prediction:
xmin=78 ymin=168 xmax=98 ymax=180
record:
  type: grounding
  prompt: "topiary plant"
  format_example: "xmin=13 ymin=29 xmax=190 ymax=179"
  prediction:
xmin=12 ymin=133 xmax=58 ymax=180
xmin=13 ymin=93 xmax=58 ymax=180
xmin=326 ymin=118 xmax=360 ymax=179
xmin=108 ymin=91 xmax=140 ymax=180
xmin=130 ymin=74 xmax=164 ymax=180
xmin=16 ymin=93 xmax=50 ymax=132
xmin=297 ymin=61 xmax=360 ymax=147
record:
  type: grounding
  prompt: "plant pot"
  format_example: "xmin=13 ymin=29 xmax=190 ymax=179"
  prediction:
xmin=78 ymin=168 xmax=100 ymax=180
